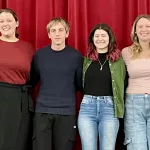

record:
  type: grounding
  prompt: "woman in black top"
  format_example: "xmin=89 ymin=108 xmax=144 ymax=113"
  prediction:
xmin=78 ymin=23 xmax=125 ymax=150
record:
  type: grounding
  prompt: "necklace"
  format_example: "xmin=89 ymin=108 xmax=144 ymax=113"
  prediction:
xmin=97 ymin=59 xmax=107 ymax=71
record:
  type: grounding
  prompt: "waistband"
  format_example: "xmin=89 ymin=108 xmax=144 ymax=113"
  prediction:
xmin=126 ymin=93 xmax=150 ymax=99
xmin=0 ymin=81 xmax=33 ymax=112
xmin=0 ymin=81 xmax=31 ymax=91
xmin=84 ymin=94 xmax=112 ymax=100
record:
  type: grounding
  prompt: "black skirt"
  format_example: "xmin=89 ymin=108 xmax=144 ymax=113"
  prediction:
xmin=0 ymin=82 xmax=34 ymax=150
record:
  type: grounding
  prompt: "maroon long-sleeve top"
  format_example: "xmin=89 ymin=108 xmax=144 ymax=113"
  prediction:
xmin=0 ymin=40 xmax=34 ymax=84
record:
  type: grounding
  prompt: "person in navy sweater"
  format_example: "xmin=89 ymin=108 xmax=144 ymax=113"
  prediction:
xmin=31 ymin=17 xmax=83 ymax=150
xmin=0 ymin=8 xmax=34 ymax=150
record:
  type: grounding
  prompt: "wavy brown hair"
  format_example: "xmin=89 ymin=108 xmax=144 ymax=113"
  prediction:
xmin=87 ymin=23 xmax=120 ymax=62
xmin=0 ymin=8 xmax=19 ymax=38
xmin=130 ymin=14 xmax=150 ymax=59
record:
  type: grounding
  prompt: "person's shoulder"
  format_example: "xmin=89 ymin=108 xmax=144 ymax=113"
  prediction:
xmin=66 ymin=45 xmax=82 ymax=56
xmin=35 ymin=45 xmax=50 ymax=55
xmin=121 ymin=46 xmax=132 ymax=57
xmin=115 ymin=56 xmax=124 ymax=64
xmin=18 ymin=40 xmax=35 ymax=54
xmin=83 ymin=56 xmax=92 ymax=65
xmin=84 ymin=56 xmax=90 ymax=60
xmin=18 ymin=40 xmax=33 ymax=47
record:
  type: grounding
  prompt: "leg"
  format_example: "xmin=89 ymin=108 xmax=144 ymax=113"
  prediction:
xmin=78 ymin=95 xmax=98 ymax=150
xmin=0 ymin=87 xmax=22 ymax=150
xmin=124 ymin=95 xmax=147 ymax=150
xmin=99 ymin=97 xmax=119 ymax=150
xmin=14 ymin=108 xmax=32 ymax=150
xmin=146 ymin=96 xmax=150 ymax=150
xmin=33 ymin=113 xmax=53 ymax=150
xmin=53 ymin=115 xmax=76 ymax=150
xmin=78 ymin=112 xmax=98 ymax=150
xmin=147 ymin=114 xmax=150 ymax=150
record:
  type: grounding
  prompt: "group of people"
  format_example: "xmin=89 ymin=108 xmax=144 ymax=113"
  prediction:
xmin=0 ymin=8 xmax=150 ymax=150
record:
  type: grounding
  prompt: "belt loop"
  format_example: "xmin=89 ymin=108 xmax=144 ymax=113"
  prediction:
xmin=145 ymin=93 xmax=148 ymax=98
xmin=131 ymin=94 xmax=134 ymax=107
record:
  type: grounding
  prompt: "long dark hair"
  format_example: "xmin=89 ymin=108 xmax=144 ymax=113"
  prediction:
xmin=87 ymin=23 xmax=120 ymax=62
xmin=0 ymin=8 xmax=19 ymax=38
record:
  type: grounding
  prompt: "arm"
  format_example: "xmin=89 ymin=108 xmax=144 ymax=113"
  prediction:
xmin=121 ymin=48 xmax=129 ymax=97
xmin=124 ymin=65 xmax=129 ymax=90
xmin=74 ymin=52 xmax=83 ymax=92
xmin=29 ymin=53 xmax=40 ymax=88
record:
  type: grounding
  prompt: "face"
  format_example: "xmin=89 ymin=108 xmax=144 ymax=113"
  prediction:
xmin=136 ymin=18 xmax=150 ymax=42
xmin=0 ymin=12 xmax=19 ymax=38
xmin=48 ymin=22 xmax=69 ymax=47
xmin=93 ymin=29 xmax=109 ymax=51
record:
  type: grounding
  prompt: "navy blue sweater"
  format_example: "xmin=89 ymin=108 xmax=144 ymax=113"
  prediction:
xmin=30 ymin=45 xmax=83 ymax=115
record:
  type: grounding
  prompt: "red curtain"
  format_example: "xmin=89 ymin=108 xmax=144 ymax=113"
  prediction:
xmin=1 ymin=0 xmax=150 ymax=149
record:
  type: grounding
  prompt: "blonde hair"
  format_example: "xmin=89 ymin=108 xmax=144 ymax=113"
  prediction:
xmin=130 ymin=14 xmax=150 ymax=59
xmin=46 ymin=17 xmax=69 ymax=33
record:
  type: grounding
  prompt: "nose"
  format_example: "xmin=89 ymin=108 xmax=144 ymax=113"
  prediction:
xmin=55 ymin=30 xmax=60 ymax=36
xmin=141 ymin=26 xmax=147 ymax=31
xmin=99 ymin=37 xmax=104 ymax=41
xmin=2 ymin=21 xmax=8 ymax=26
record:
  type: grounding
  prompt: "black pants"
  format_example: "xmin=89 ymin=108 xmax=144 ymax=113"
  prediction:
xmin=33 ymin=113 xmax=76 ymax=150
xmin=0 ymin=82 xmax=34 ymax=150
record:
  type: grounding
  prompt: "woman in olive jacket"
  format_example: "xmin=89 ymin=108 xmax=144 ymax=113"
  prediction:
xmin=78 ymin=23 xmax=126 ymax=150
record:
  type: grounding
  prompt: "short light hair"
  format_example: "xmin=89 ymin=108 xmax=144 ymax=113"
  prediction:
xmin=130 ymin=14 xmax=150 ymax=59
xmin=46 ymin=17 xmax=69 ymax=33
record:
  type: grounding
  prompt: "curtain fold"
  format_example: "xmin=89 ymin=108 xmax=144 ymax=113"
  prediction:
xmin=0 ymin=0 xmax=150 ymax=149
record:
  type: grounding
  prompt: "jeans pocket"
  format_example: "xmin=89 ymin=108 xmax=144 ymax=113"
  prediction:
xmin=105 ymin=97 xmax=114 ymax=106
xmin=81 ymin=95 xmax=93 ymax=104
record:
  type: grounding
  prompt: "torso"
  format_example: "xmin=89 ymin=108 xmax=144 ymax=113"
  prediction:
xmin=0 ymin=40 xmax=34 ymax=84
xmin=122 ymin=47 xmax=150 ymax=94
xmin=84 ymin=53 xmax=113 ymax=96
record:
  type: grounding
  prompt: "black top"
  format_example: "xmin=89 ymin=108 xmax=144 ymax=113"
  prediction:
xmin=84 ymin=53 xmax=113 ymax=96
xmin=30 ymin=45 xmax=83 ymax=115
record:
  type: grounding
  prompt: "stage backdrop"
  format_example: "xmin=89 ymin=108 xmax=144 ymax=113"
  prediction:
xmin=0 ymin=0 xmax=150 ymax=149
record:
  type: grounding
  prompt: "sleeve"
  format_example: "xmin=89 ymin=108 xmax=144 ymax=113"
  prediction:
xmin=124 ymin=62 xmax=129 ymax=101
xmin=74 ymin=52 xmax=83 ymax=92
xmin=29 ymin=53 xmax=40 ymax=88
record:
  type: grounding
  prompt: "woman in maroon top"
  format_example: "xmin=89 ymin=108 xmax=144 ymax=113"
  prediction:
xmin=0 ymin=8 xmax=34 ymax=150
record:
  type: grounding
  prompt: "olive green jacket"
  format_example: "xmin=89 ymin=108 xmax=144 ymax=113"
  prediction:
xmin=82 ymin=57 xmax=126 ymax=118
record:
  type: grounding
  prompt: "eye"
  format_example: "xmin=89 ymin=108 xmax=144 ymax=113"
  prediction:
xmin=101 ymin=34 xmax=106 ymax=37
xmin=0 ymin=20 xmax=4 ymax=23
xmin=138 ymin=25 xmax=143 ymax=28
xmin=51 ymin=29 xmax=55 ymax=32
xmin=7 ymin=20 xmax=12 ymax=22
xmin=59 ymin=28 xmax=64 ymax=32
xmin=94 ymin=35 xmax=99 ymax=38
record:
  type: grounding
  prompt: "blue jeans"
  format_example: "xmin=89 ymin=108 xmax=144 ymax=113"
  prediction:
xmin=78 ymin=95 xmax=119 ymax=150
xmin=124 ymin=94 xmax=150 ymax=150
